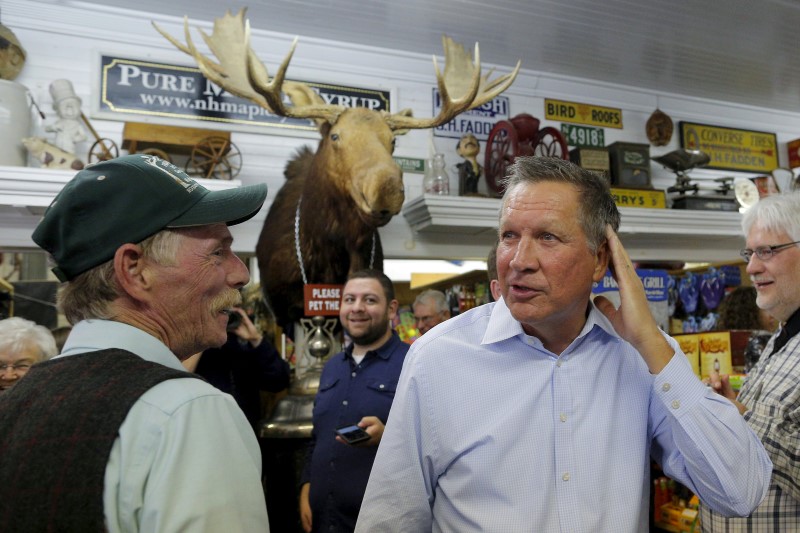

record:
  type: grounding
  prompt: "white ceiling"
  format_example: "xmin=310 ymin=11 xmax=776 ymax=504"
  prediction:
xmin=88 ymin=0 xmax=800 ymax=113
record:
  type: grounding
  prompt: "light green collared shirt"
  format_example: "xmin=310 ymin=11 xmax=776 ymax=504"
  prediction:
xmin=60 ymin=319 xmax=270 ymax=532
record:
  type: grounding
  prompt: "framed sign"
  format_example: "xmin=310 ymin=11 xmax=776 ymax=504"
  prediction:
xmin=560 ymin=123 xmax=605 ymax=147
xmin=679 ymin=121 xmax=778 ymax=172
xmin=545 ymin=98 xmax=622 ymax=129
xmin=94 ymin=55 xmax=392 ymax=137
xmin=304 ymin=284 xmax=343 ymax=316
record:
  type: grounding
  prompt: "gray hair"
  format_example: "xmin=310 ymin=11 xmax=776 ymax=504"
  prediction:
xmin=742 ymin=190 xmax=800 ymax=241
xmin=500 ymin=157 xmax=621 ymax=253
xmin=0 ymin=316 xmax=58 ymax=362
xmin=413 ymin=289 xmax=448 ymax=313
xmin=58 ymin=229 xmax=184 ymax=325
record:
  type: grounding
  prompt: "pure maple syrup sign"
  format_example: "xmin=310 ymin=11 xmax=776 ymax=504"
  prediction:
xmin=304 ymin=284 xmax=344 ymax=316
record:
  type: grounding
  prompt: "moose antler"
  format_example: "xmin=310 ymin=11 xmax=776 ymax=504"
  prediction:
xmin=384 ymin=36 xmax=520 ymax=131
xmin=153 ymin=9 xmax=520 ymax=130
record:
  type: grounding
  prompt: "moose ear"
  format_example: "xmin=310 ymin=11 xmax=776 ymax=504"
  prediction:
xmin=383 ymin=108 xmax=414 ymax=136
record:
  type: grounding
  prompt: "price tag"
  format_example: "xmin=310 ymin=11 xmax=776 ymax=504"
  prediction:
xmin=560 ymin=124 xmax=605 ymax=148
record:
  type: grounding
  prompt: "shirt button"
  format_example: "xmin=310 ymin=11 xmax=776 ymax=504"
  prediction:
xmin=351 ymin=371 xmax=357 ymax=378
xmin=560 ymin=413 xmax=567 ymax=422
xmin=342 ymin=400 xmax=348 ymax=406
xmin=562 ymin=472 xmax=570 ymax=481
xmin=671 ymin=400 xmax=680 ymax=410
xmin=556 ymin=360 xmax=563 ymax=367
xmin=662 ymin=383 xmax=671 ymax=392
xmin=379 ymin=384 xmax=385 ymax=389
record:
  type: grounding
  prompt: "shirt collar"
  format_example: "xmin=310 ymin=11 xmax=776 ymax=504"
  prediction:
xmin=779 ymin=306 xmax=800 ymax=340
xmin=58 ymin=319 xmax=186 ymax=371
xmin=481 ymin=297 xmax=620 ymax=346
xmin=769 ymin=306 xmax=800 ymax=356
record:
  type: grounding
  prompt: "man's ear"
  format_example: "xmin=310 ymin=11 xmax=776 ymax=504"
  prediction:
xmin=592 ymin=239 xmax=611 ymax=283
xmin=113 ymin=243 xmax=151 ymax=300
xmin=387 ymin=299 xmax=400 ymax=321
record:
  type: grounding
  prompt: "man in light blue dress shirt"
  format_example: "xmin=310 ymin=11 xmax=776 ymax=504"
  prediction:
xmin=356 ymin=157 xmax=771 ymax=532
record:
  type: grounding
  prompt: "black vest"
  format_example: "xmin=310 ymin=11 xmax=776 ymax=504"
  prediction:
xmin=0 ymin=349 xmax=198 ymax=532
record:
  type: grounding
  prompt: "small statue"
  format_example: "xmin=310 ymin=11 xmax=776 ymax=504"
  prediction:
xmin=44 ymin=79 xmax=86 ymax=155
xmin=455 ymin=133 xmax=482 ymax=196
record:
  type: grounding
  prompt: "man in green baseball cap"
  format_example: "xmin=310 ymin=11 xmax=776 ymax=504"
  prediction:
xmin=0 ymin=155 xmax=272 ymax=531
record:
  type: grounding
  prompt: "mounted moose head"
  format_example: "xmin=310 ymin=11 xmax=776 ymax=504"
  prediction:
xmin=155 ymin=10 xmax=520 ymax=330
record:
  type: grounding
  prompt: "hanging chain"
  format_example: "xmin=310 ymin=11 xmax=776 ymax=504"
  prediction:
xmin=370 ymin=232 xmax=376 ymax=269
xmin=294 ymin=198 xmax=308 ymax=285
xmin=294 ymin=196 xmax=377 ymax=286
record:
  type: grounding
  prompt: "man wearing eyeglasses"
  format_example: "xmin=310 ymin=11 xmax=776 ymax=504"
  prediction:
xmin=412 ymin=289 xmax=451 ymax=336
xmin=702 ymin=190 xmax=800 ymax=531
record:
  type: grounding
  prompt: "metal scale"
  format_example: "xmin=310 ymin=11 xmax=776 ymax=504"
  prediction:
xmin=653 ymin=149 xmax=740 ymax=211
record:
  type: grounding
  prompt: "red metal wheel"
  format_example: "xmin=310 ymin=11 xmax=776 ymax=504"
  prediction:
xmin=484 ymin=120 xmax=519 ymax=196
xmin=533 ymin=127 xmax=570 ymax=160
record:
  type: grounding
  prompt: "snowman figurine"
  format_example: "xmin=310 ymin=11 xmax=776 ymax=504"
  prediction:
xmin=44 ymin=79 xmax=86 ymax=156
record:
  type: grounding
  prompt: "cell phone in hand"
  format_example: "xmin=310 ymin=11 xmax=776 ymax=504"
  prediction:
xmin=335 ymin=424 xmax=370 ymax=445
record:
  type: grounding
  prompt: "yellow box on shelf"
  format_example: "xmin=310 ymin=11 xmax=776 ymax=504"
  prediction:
xmin=610 ymin=187 xmax=666 ymax=209
xmin=699 ymin=331 xmax=733 ymax=379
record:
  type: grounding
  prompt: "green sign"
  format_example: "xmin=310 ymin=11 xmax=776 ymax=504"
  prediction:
xmin=560 ymin=124 xmax=605 ymax=148
xmin=394 ymin=157 xmax=425 ymax=174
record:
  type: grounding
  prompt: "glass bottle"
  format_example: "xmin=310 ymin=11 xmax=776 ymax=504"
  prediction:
xmin=423 ymin=153 xmax=450 ymax=195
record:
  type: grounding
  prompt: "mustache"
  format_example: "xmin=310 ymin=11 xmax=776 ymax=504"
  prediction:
xmin=209 ymin=290 xmax=242 ymax=312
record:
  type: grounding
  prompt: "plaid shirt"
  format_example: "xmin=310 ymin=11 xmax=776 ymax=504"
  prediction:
xmin=701 ymin=323 xmax=800 ymax=531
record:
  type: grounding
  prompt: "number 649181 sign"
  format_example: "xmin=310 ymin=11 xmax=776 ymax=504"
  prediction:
xmin=560 ymin=124 xmax=605 ymax=148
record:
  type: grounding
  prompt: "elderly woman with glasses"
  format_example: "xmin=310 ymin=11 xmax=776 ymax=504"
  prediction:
xmin=0 ymin=317 xmax=57 ymax=392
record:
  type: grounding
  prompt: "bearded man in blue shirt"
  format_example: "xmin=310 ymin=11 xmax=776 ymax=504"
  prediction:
xmin=299 ymin=269 xmax=409 ymax=532
xmin=355 ymin=156 xmax=771 ymax=532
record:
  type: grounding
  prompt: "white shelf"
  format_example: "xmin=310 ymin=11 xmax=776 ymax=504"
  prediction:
xmin=402 ymin=194 xmax=746 ymax=264
xmin=0 ymin=172 xmax=748 ymax=264
xmin=0 ymin=165 xmax=242 ymax=248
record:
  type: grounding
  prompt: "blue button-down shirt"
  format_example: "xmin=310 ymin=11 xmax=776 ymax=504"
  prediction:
xmin=356 ymin=299 xmax=772 ymax=533
xmin=301 ymin=331 xmax=409 ymax=532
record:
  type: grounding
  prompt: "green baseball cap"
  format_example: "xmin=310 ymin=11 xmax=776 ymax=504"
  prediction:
xmin=32 ymin=154 xmax=268 ymax=282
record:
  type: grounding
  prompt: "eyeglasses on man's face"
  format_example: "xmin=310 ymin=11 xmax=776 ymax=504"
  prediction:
xmin=739 ymin=240 xmax=800 ymax=263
